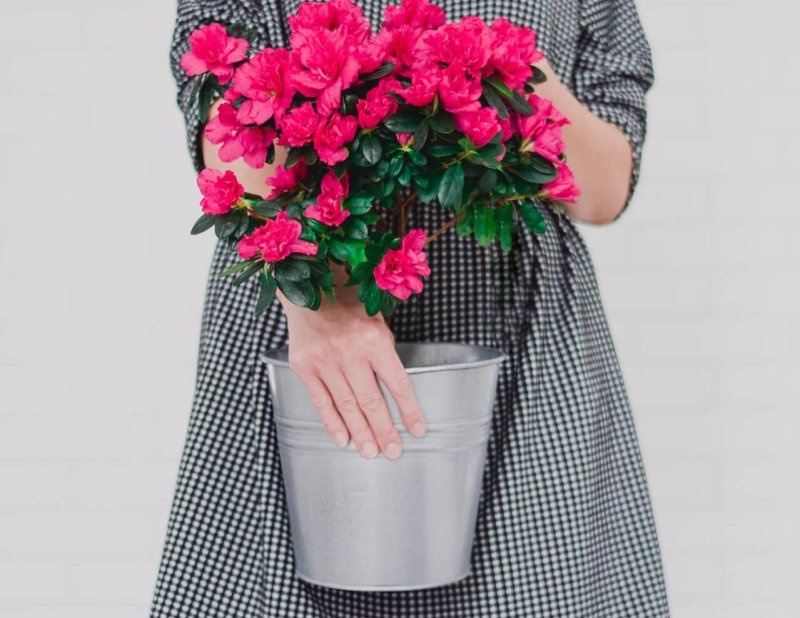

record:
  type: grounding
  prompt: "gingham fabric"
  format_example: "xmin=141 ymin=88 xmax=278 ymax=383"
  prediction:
xmin=152 ymin=1 xmax=669 ymax=616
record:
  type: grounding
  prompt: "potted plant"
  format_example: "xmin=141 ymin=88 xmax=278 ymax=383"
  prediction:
xmin=182 ymin=0 xmax=579 ymax=590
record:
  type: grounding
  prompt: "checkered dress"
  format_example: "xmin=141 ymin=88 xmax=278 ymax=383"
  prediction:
xmin=152 ymin=1 xmax=670 ymax=616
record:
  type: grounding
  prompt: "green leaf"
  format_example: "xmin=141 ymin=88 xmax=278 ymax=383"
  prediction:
xmin=456 ymin=209 xmax=474 ymax=236
xmin=191 ymin=213 xmax=215 ymax=235
xmin=527 ymin=154 xmax=557 ymax=175
xmin=478 ymin=169 xmax=498 ymax=193
xmin=251 ymin=200 xmax=282 ymax=218
xmin=414 ymin=171 xmax=442 ymax=203
xmin=484 ymin=76 xmax=513 ymax=99
xmin=512 ymin=164 xmax=557 ymax=185
xmin=409 ymin=150 xmax=427 ymax=166
xmin=232 ymin=260 xmax=263 ymax=286
xmin=361 ymin=61 xmax=395 ymax=81
xmin=529 ymin=65 xmax=548 ymax=85
xmin=360 ymin=132 xmax=382 ymax=165
xmin=438 ymin=164 xmax=464 ymax=209
xmin=358 ymin=279 xmax=383 ymax=316
xmin=220 ymin=260 xmax=254 ymax=277
xmin=277 ymin=278 xmax=317 ymax=308
xmin=285 ymin=202 xmax=304 ymax=219
xmin=482 ymin=83 xmax=509 ymax=120
xmin=509 ymin=90 xmax=533 ymax=116
xmin=429 ymin=114 xmax=455 ymax=134
xmin=274 ymin=258 xmax=311 ymax=282
xmin=329 ymin=238 xmax=366 ymax=265
xmin=255 ymin=271 xmax=277 ymax=316
xmin=198 ymin=74 xmax=219 ymax=124
xmin=344 ymin=217 xmax=369 ymax=239
xmin=520 ymin=201 xmax=548 ymax=235
xmin=187 ymin=73 xmax=208 ymax=110
xmin=340 ymin=93 xmax=359 ymax=116
xmin=379 ymin=291 xmax=397 ymax=317
xmin=427 ymin=143 xmax=461 ymax=158
xmin=284 ymin=147 xmax=303 ymax=169
xmin=469 ymin=150 xmax=502 ymax=169
xmin=384 ymin=111 xmax=423 ymax=133
xmin=473 ymin=205 xmax=496 ymax=247
xmin=344 ymin=189 xmax=375 ymax=215
xmin=398 ymin=164 xmax=412 ymax=187
xmin=303 ymin=149 xmax=319 ymax=166
xmin=215 ymin=213 xmax=239 ymax=239
xmin=496 ymin=203 xmax=515 ymax=252
xmin=388 ymin=154 xmax=403 ymax=178
xmin=413 ymin=119 xmax=429 ymax=150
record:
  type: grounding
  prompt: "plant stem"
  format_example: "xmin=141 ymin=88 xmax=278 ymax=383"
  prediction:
xmin=425 ymin=213 xmax=464 ymax=247
xmin=394 ymin=190 xmax=416 ymax=237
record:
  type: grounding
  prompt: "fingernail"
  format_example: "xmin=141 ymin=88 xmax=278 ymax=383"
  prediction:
xmin=384 ymin=442 xmax=402 ymax=460
xmin=410 ymin=422 xmax=427 ymax=437
xmin=334 ymin=431 xmax=348 ymax=447
xmin=362 ymin=441 xmax=378 ymax=459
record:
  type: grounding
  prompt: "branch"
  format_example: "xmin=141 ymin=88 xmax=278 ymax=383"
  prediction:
xmin=425 ymin=213 xmax=464 ymax=247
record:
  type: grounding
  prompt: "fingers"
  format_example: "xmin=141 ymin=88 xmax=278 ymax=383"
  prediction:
xmin=344 ymin=362 xmax=403 ymax=460
xmin=317 ymin=365 xmax=379 ymax=460
xmin=295 ymin=371 xmax=350 ymax=448
xmin=372 ymin=350 xmax=427 ymax=438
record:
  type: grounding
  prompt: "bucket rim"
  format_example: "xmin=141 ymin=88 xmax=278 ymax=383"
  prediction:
xmin=261 ymin=342 xmax=506 ymax=374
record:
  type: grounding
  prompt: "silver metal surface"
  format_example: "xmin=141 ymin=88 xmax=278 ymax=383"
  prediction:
xmin=262 ymin=342 xmax=504 ymax=591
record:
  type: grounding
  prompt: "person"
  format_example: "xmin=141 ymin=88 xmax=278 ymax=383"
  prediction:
xmin=152 ymin=0 xmax=670 ymax=615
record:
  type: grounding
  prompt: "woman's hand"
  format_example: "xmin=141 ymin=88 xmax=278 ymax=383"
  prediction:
xmin=279 ymin=277 xmax=427 ymax=460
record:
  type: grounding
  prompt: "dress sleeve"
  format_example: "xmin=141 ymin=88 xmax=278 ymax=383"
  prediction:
xmin=571 ymin=0 xmax=655 ymax=216
xmin=169 ymin=0 xmax=272 ymax=172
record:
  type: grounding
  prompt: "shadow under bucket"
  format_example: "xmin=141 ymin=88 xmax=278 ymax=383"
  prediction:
xmin=262 ymin=342 xmax=505 ymax=591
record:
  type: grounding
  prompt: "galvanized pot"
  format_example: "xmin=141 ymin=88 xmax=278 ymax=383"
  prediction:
xmin=262 ymin=342 xmax=504 ymax=591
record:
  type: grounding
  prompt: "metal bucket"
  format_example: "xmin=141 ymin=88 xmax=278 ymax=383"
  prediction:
xmin=262 ymin=342 xmax=504 ymax=591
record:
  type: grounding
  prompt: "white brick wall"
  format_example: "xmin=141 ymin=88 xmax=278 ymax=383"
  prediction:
xmin=0 ymin=0 xmax=796 ymax=616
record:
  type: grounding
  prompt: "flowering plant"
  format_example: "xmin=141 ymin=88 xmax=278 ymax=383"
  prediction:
xmin=184 ymin=0 xmax=580 ymax=316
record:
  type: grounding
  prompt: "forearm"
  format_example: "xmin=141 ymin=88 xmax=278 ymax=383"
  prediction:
xmin=201 ymin=100 xmax=286 ymax=197
xmin=534 ymin=60 xmax=634 ymax=225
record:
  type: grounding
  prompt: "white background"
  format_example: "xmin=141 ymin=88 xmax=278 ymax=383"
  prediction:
xmin=1 ymin=1 xmax=797 ymax=616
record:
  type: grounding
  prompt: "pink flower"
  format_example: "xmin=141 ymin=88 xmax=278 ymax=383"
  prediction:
xmin=304 ymin=171 xmax=350 ymax=227
xmin=277 ymin=102 xmax=319 ymax=147
xmin=518 ymin=119 xmax=564 ymax=163
xmin=197 ymin=168 xmax=243 ymax=215
xmin=514 ymin=95 xmax=569 ymax=163
xmin=487 ymin=19 xmax=543 ymax=89
xmin=382 ymin=0 xmax=445 ymax=31
xmin=377 ymin=25 xmax=423 ymax=76
xmin=313 ymin=112 xmax=357 ymax=166
xmin=373 ymin=229 xmax=431 ymax=300
xmin=205 ymin=103 xmax=274 ymax=168
xmin=543 ymin=163 xmax=581 ymax=203
xmin=237 ymin=212 xmax=317 ymax=262
xmin=289 ymin=0 xmax=371 ymax=48
xmin=396 ymin=132 xmax=414 ymax=147
xmin=455 ymin=107 xmax=501 ymax=147
xmin=231 ymin=48 xmax=295 ymax=125
xmin=416 ymin=17 xmax=494 ymax=74
xmin=357 ymin=78 xmax=402 ymax=129
xmin=180 ymin=23 xmax=249 ymax=85
xmin=399 ymin=65 xmax=441 ymax=106
xmin=438 ymin=63 xmax=482 ymax=114
xmin=265 ymin=160 xmax=307 ymax=199
xmin=290 ymin=28 xmax=360 ymax=117
xmin=355 ymin=35 xmax=388 ymax=75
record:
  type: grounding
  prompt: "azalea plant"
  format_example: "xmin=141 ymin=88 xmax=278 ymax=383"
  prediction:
xmin=183 ymin=0 xmax=580 ymax=317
